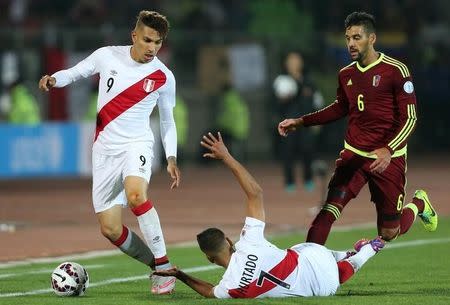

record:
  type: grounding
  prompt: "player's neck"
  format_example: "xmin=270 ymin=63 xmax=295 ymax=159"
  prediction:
xmin=359 ymin=50 xmax=379 ymax=67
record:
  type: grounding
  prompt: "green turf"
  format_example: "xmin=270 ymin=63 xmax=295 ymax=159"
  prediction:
xmin=1 ymin=218 xmax=449 ymax=305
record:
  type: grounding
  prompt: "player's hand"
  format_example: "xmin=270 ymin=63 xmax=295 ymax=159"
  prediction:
xmin=368 ymin=147 xmax=392 ymax=173
xmin=278 ymin=118 xmax=303 ymax=137
xmin=38 ymin=75 xmax=56 ymax=91
xmin=201 ymin=132 xmax=230 ymax=160
xmin=152 ymin=266 xmax=179 ymax=278
xmin=167 ymin=157 xmax=180 ymax=189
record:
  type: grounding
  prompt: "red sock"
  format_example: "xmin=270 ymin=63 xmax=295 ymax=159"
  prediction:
xmin=337 ymin=260 xmax=355 ymax=284
xmin=131 ymin=200 xmax=153 ymax=216
xmin=112 ymin=225 xmax=129 ymax=247
xmin=399 ymin=208 xmax=415 ymax=235
xmin=155 ymin=255 xmax=169 ymax=266
xmin=306 ymin=210 xmax=338 ymax=245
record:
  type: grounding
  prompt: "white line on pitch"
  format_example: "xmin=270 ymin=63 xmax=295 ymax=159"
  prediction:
xmin=0 ymin=264 xmax=104 ymax=279
xmin=0 ymin=265 xmax=219 ymax=298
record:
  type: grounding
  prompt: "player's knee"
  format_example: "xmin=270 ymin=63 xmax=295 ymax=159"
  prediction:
xmin=100 ymin=223 xmax=122 ymax=241
xmin=380 ymin=227 xmax=399 ymax=241
xmin=126 ymin=192 xmax=144 ymax=207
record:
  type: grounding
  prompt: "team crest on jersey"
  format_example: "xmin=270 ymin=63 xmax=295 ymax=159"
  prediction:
xmin=372 ymin=75 xmax=381 ymax=87
xmin=143 ymin=79 xmax=155 ymax=93
xmin=403 ymin=81 xmax=414 ymax=93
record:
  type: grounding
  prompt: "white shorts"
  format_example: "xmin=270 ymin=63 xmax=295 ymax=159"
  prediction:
xmin=92 ymin=143 xmax=153 ymax=213
xmin=291 ymin=243 xmax=340 ymax=296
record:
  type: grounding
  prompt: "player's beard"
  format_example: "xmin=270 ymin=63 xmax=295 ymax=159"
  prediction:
xmin=349 ymin=48 xmax=361 ymax=61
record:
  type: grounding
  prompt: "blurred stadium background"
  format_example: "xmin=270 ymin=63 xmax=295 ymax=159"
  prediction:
xmin=0 ymin=0 xmax=449 ymax=261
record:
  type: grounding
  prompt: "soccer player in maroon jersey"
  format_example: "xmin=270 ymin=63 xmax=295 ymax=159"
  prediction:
xmin=278 ymin=12 xmax=438 ymax=244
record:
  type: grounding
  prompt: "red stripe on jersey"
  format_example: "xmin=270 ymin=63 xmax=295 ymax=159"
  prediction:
xmin=228 ymin=249 xmax=299 ymax=298
xmin=94 ymin=69 xmax=166 ymax=141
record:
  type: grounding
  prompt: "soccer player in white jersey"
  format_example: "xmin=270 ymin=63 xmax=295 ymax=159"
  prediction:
xmin=153 ymin=132 xmax=385 ymax=298
xmin=38 ymin=11 xmax=179 ymax=295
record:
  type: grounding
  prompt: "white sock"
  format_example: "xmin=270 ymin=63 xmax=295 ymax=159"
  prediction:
xmin=331 ymin=250 xmax=350 ymax=262
xmin=135 ymin=206 xmax=168 ymax=260
xmin=346 ymin=244 xmax=376 ymax=272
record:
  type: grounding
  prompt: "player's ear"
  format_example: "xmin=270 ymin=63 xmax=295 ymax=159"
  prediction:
xmin=369 ymin=32 xmax=376 ymax=45
xmin=226 ymin=237 xmax=235 ymax=252
xmin=206 ymin=254 xmax=215 ymax=264
xmin=131 ymin=30 xmax=137 ymax=44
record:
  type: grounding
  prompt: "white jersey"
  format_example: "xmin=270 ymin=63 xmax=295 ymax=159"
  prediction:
xmin=213 ymin=217 xmax=340 ymax=298
xmin=52 ymin=45 xmax=177 ymax=157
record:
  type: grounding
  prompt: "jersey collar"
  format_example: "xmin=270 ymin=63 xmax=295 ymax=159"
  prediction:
xmin=355 ymin=52 xmax=384 ymax=72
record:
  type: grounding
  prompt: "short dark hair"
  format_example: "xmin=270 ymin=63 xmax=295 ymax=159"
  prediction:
xmin=197 ymin=228 xmax=226 ymax=253
xmin=344 ymin=12 xmax=376 ymax=33
xmin=135 ymin=10 xmax=170 ymax=39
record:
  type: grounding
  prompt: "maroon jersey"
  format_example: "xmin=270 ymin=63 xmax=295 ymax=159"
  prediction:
xmin=302 ymin=53 xmax=417 ymax=154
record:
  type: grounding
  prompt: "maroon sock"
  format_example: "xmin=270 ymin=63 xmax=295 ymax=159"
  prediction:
xmin=306 ymin=210 xmax=338 ymax=245
xmin=412 ymin=197 xmax=425 ymax=213
xmin=399 ymin=208 xmax=416 ymax=235
xmin=337 ymin=260 xmax=355 ymax=284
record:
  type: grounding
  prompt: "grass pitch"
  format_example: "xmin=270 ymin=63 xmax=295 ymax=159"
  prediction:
xmin=1 ymin=217 xmax=449 ymax=305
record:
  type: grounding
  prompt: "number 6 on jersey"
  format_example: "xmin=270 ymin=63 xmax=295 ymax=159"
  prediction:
xmin=357 ymin=94 xmax=364 ymax=111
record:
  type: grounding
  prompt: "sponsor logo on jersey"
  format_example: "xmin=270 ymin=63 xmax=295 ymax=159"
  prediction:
xmin=110 ymin=70 xmax=118 ymax=76
xmin=347 ymin=79 xmax=352 ymax=86
xmin=372 ymin=75 xmax=381 ymax=87
xmin=143 ymin=79 xmax=155 ymax=93
xmin=403 ymin=81 xmax=414 ymax=93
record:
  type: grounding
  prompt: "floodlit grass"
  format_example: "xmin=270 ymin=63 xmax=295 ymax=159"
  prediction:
xmin=1 ymin=218 xmax=449 ymax=305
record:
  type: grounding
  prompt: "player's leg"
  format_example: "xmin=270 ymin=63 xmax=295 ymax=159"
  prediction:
xmin=97 ymin=204 xmax=155 ymax=267
xmin=92 ymin=152 xmax=155 ymax=267
xmin=337 ymin=237 xmax=385 ymax=284
xmin=124 ymin=176 xmax=175 ymax=294
xmin=369 ymin=156 xmax=410 ymax=240
xmin=123 ymin=144 xmax=175 ymax=294
xmin=403 ymin=190 xmax=438 ymax=232
xmin=330 ymin=250 xmax=356 ymax=262
xmin=124 ymin=176 xmax=171 ymax=267
xmin=306 ymin=150 xmax=367 ymax=244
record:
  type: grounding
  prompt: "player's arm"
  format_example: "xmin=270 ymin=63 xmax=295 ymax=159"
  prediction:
xmin=369 ymin=67 xmax=417 ymax=173
xmin=158 ymin=71 xmax=180 ymax=189
xmin=278 ymin=75 xmax=349 ymax=137
xmin=153 ymin=267 xmax=215 ymax=298
xmin=38 ymin=48 xmax=101 ymax=91
xmin=201 ymin=132 xmax=265 ymax=222
xmin=386 ymin=70 xmax=417 ymax=154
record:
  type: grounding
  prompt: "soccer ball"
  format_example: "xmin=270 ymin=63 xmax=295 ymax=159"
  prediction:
xmin=51 ymin=262 xmax=89 ymax=296
xmin=273 ymin=75 xmax=298 ymax=99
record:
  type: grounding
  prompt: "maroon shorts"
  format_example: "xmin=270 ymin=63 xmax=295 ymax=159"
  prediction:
xmin=326 ymin=149 xmax=406 ymax=229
